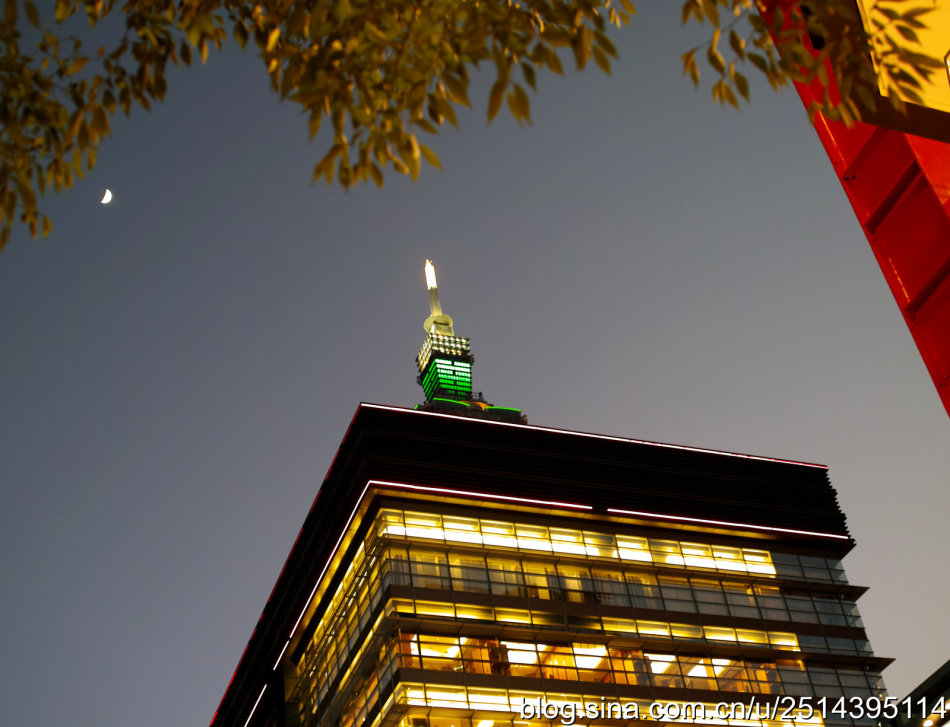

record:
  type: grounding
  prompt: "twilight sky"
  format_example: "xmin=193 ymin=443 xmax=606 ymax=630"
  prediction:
xmin=1 ymin=3 xmax=948 ymax=726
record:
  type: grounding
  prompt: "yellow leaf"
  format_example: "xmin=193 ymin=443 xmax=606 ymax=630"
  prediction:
xmin=78 ymin=120 xmax=89 ymax=148
xmin=72 ymin=147 xmax=84 ymax=178
xmin=93 ymin=105 xmax=110 ymax=135
xmin=521 ymin=63 xmax=536 ymax=91
xmin=66 ymin=58 xmax=88 ymax=76
xmin=66 ymin=112 xmax=82 ymax=143
xmin=436 ymin=97 xmax=458 ymax=129
xmin=443 ymin=75 xmax=470 ymax=108
xmin=419 ymin=144 xmax=441 ymax=170
xmin=487 ymin=80 xmax=505 ymax=122
xmin=313 ymin=145 xmax=342 ymax=183
xmin=24 ymin=0 xmax=39 ymax=26
xmin=415 ymin=118 xmax=437 ymax=134
xmin=403 ymin=135 xmax=421 ymax=180
xmin=507 ymin=84 xmax=531 ymax=124
xmin=735 ymin=72 xmax=749 ymax=100
xmin=748 ymin=52 xmax=768 ymax=74
xmin=682 ymin=0 xmax=694 ymax=25
xmin=515 ymin=84 xmax=531 ymax=123
xmin=309 ymin=111 xmax=322 ymax=138
xmin=390 ymin=157 xmax=408 ymax=175
xmin=729 ymin=29 xmax=745 ymax=59
xmin=722 ymin=84 xmax=738 ymax=109
xmin=707 ymin=37 xmax=725 ymax=74
xmin=266 ymin=27 xmax=281 ymax=52
xmin=234 ymin=22 xmax=248 ymax=49
xmin=2 ymin=190 xmax=15 ymax=220
xmin=15 ymin=176 xmax=35 ymax=216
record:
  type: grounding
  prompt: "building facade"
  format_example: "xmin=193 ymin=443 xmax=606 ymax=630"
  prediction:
xmin=209 ymin=404 xmax=887 ymax=727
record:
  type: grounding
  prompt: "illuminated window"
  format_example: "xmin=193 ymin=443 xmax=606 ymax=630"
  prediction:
xmin=288 ymin=505 xmax=863 ymax=724
xmin=376 ymin=508 xmax=781 ymax=576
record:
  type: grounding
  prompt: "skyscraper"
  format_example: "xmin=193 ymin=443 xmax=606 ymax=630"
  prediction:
xmin=210 ymin=263 xmax=887 ymax=727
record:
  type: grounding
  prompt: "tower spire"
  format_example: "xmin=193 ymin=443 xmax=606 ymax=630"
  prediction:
xmin=414 ymin=260 xmax=525 ymax=423
xmin=423 ymin=259 xmax=454 ymax=336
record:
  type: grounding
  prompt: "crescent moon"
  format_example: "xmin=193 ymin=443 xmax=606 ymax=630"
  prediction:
xmin=100 ymin=189 xmax=113 ymax=204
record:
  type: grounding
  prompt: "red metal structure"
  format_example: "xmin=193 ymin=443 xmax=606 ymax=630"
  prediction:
xmin=760 ymin=0 xmax=950 ymax=417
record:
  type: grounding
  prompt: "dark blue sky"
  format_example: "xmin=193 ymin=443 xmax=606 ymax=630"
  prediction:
xmin=1 ymin=3 xmax=948 ymax=725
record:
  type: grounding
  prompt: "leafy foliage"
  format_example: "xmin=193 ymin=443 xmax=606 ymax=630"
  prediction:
xmin=0 ymin=0 xmax=940 ymax=250
xmin=680 ymin=0 xmax=945 ymax=121
xmin=0 ymin=0 xmax=632 ymax=250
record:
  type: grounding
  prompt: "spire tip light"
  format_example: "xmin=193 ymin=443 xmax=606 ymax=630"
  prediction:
xmin=424 ymin=260 xmax=438 ymax=290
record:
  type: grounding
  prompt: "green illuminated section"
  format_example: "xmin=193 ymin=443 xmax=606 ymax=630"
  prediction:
xmin=421 ymin=358 xmax=472 ymax=400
